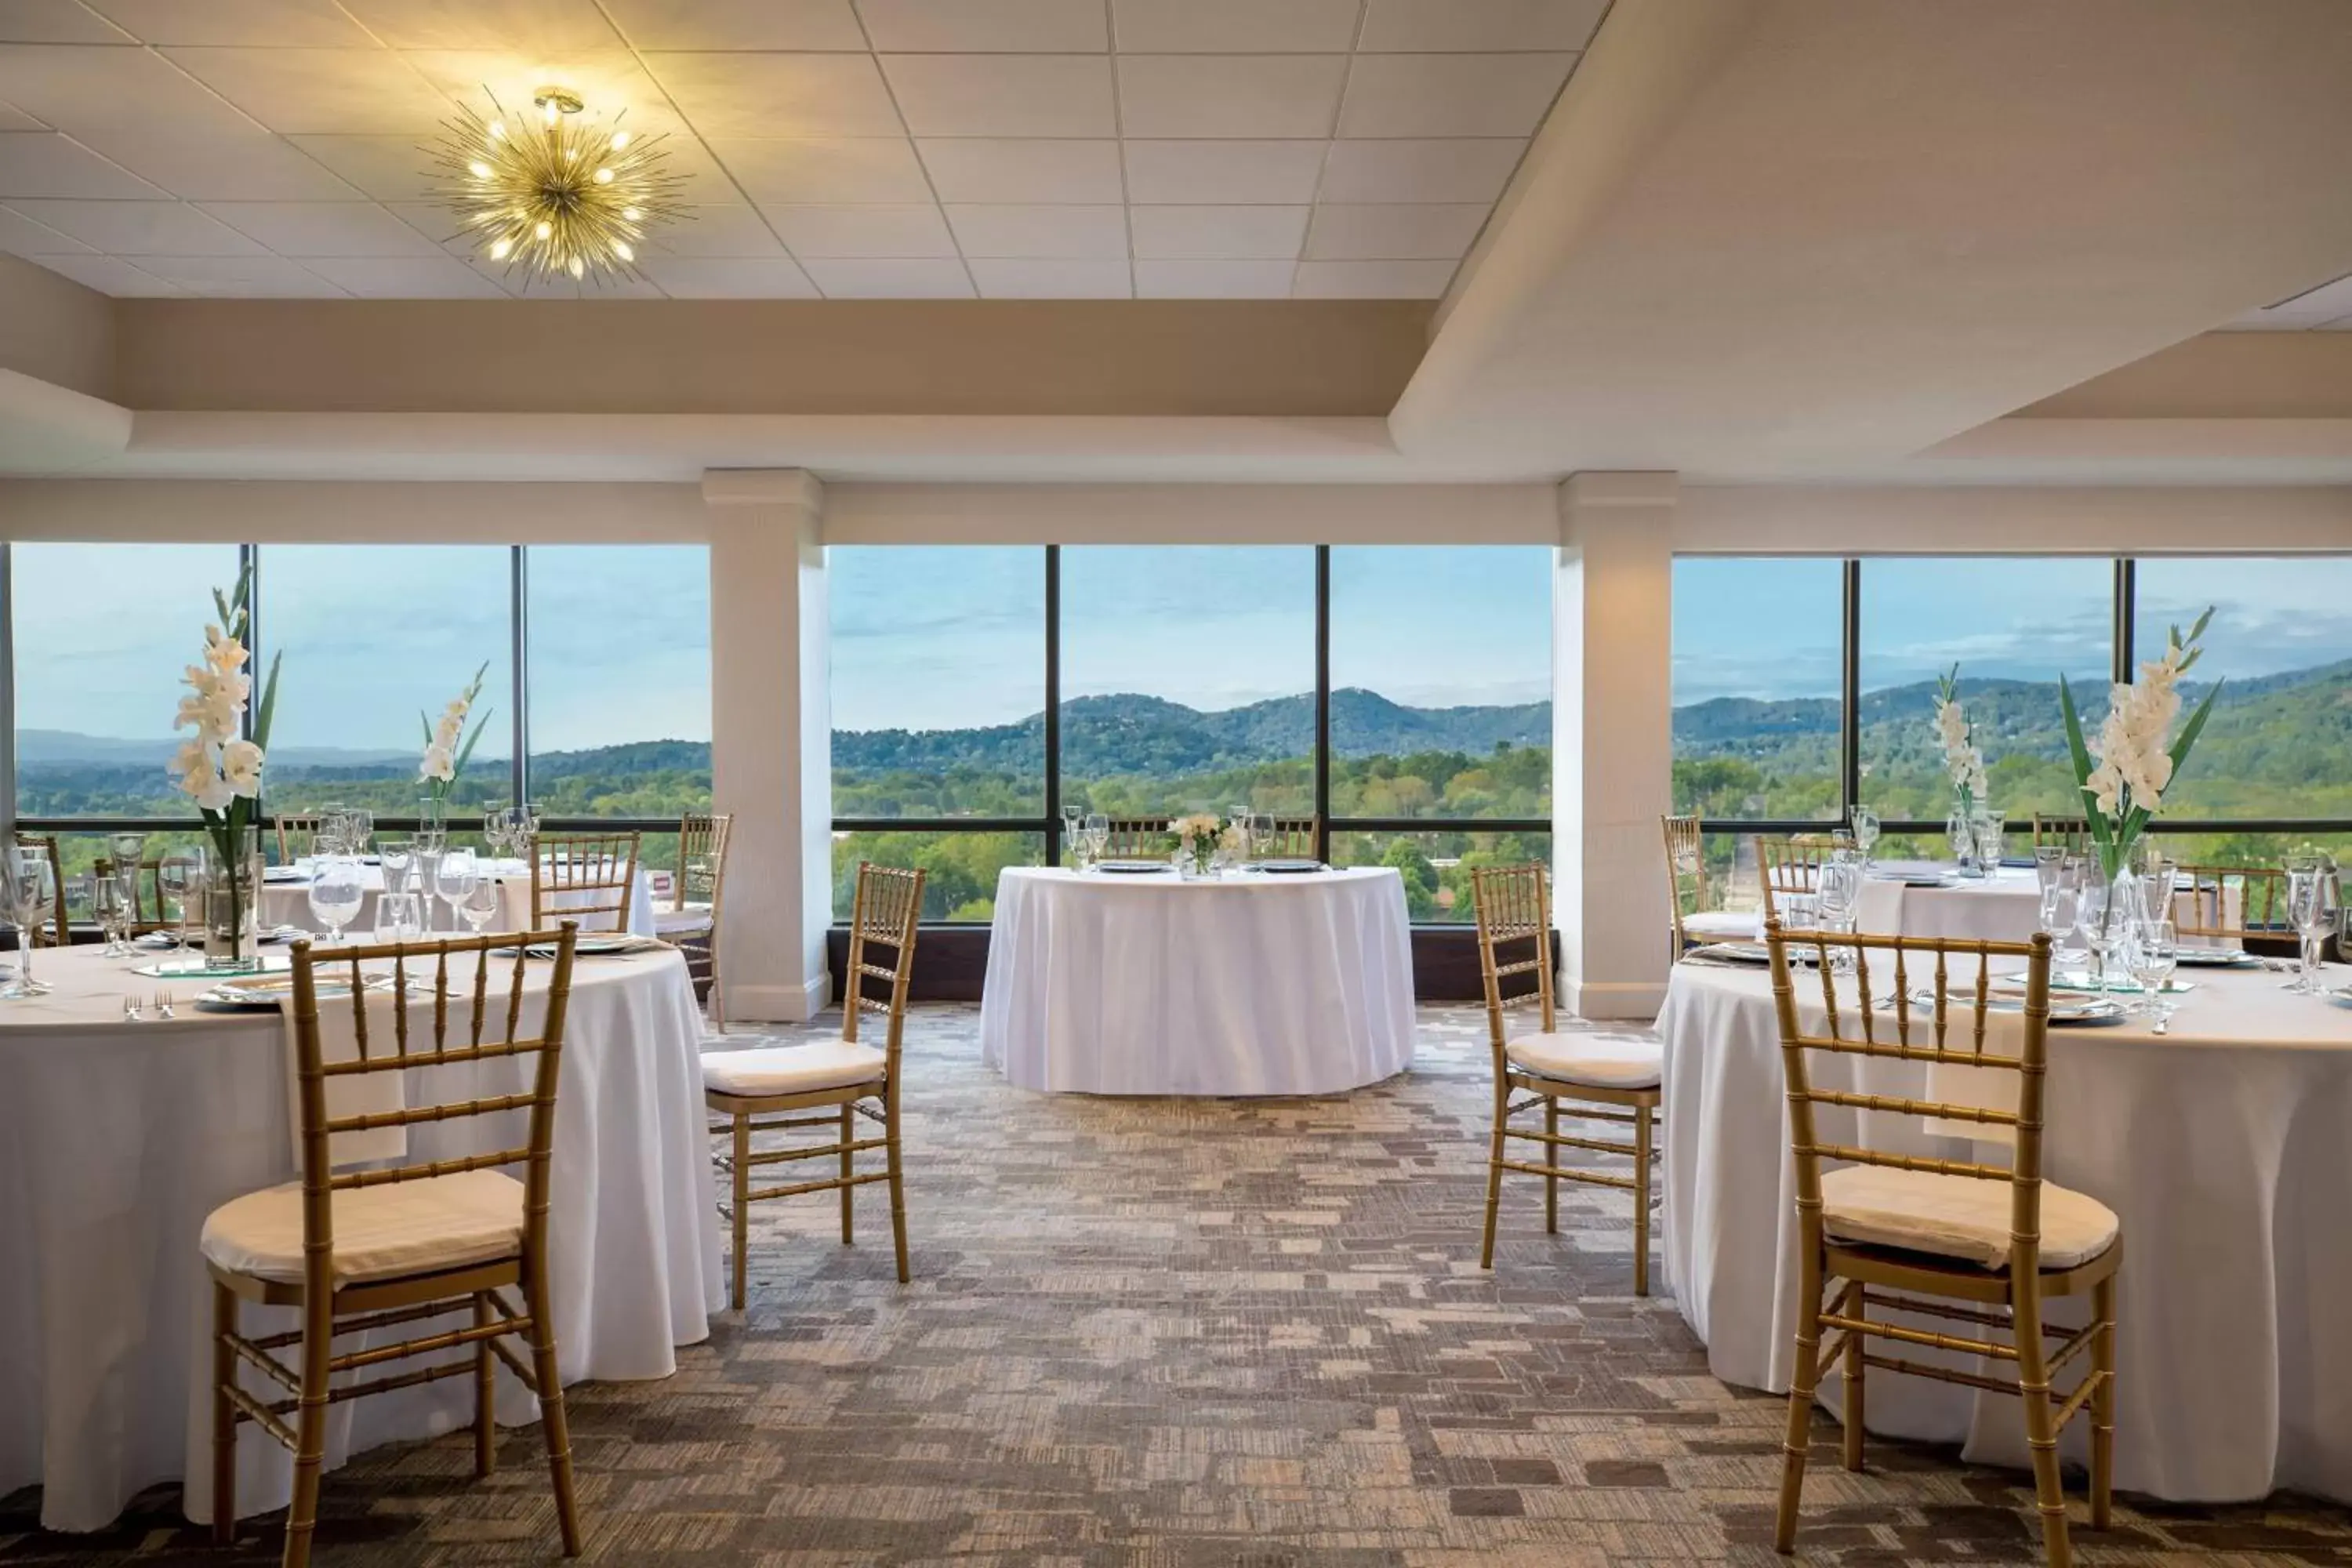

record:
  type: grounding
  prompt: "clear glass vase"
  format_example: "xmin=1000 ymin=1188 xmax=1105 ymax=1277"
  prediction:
xmin=202 ymin=824 xmax=265 ymax=971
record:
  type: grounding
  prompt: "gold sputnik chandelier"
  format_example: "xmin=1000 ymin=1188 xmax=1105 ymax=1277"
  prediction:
xmin=428 ymin=86 xmax=687 ymax=285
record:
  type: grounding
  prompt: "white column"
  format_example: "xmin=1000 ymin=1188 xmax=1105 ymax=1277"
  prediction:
xmin=1552 ymin=471 xmax=1677 ymax=1021
xmin=703 ymin=469 xmax=832 ymax=1023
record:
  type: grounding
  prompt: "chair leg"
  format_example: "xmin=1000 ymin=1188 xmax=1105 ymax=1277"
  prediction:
xmin=2014 ymin=1287 xmax=2074 ymax=1568
xmin=1632 ymin=1103 xmax=1653 ymax=1298
xmin=1478 ymin=1079 xmax=1509 ymax=1270
xmin=884 ymin=1086 xmax=909 ymax=1285
xmin=709 ymin=938 xmax=725 ymax=1035
xmin=1839 ymin=1279 xmax=1865 ymax=1472
xmin=2090 ymin=1274 xmax=2117 ymax=1530
xmin=839 ymin=1104 xmax=855 ymax=1246
xmin=524 ymin=1252 xmax=584 ymax=1557
xmin=281 ymin=1293 xmax=333 ymax=1568
xmin=1773 ymin=1236 xmax=1825 ymax=1554
xmin=1543 ymin=1098 xmax=1559 ymax=1235
xmin=731 ymin=1111 xmax=750 ymax=1312
xmin=209 ymin=1283 xmax=237 ymax=1546
xmin=473 ymin=1291 xmax=496 ymax=1477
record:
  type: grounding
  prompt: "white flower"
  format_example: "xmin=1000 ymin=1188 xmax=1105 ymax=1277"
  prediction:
xmin=203 ymin=626 xmax=250 ymax=675
xmin=419 ymin=742 xmax=456 ymax=783
xmin=177 ymin=757 xmax=236 ymax=811
xmin=220 ymin=738 xmax=264 ymax=797
xmin=433 ymin=712 xmax=464 ymax=750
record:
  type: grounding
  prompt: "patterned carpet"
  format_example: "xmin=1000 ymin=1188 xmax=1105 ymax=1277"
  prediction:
xmin=5 ymin=1004 xmax=2349 ymax=1567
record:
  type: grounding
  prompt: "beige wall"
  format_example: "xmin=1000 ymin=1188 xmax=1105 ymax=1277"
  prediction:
xmin=0 ymin=255 xmax=114 ymax=402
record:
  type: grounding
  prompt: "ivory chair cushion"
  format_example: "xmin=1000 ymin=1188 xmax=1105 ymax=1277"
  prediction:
xmin=1820 ymin=1164 xmax=2120 ymax=1270
xmin=201 ymin=1169 xmax=524 ymax=1287
xmin=703 ymin=1040 xmax=887 ymax=1099
xmin=1682 ymin=909 xmax=1759 ymax=940
xmin=1506 ymin=1032 xmax=1663 ymax=1091
xmin=654 ymin=904 xmax=714 ymax=937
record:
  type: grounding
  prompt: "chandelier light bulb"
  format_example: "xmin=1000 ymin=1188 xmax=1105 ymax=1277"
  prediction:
xmin=542 ymin=98 xmax=561 ymax=125
xmin=467 ymin=159 xmax=492 ymax=179
xmin=610 ymin=130 xmax=631 ymax=150
xmin=614 ymin=241 xmax=633 ymax=261
xmin=622 ymin=206 xmax=641 ymax=221
xmin=569 ymin=256 xmax=585 ymax=278
xmin=488 ymin=119 xmax=505 ymax=140
xmin=534 ymin=220 xmax=552 ymax=240
xmin=593 ymin=166 xmax=614 ymax=183
xmin=490 ymin=238 xmax=512 ymax=260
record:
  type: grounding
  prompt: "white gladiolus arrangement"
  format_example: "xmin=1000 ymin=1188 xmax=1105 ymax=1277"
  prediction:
xmin=2060 ymin=608 xmax=2222 ymax=879
xmin=1932 ymin=664 xmax=1989 ymax=815
xmin=419 ymin=661 xmax=492 ymax=800
xmin=169 ymin=564 xmax=283 ymax=956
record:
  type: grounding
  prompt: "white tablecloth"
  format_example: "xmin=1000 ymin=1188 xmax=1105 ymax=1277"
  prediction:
xmin=0 ymin=942 xmax=723 ymax=1532
xmin=261 ymin=857 xmax=658 ymax=940
xmin=1658 ymin=956 xmax=2352 ymax=1503
xmin=980 ymin=866 xmax=1416 ymax=1095
xmin=1856 ymin=865 xmax=2045 ymax=943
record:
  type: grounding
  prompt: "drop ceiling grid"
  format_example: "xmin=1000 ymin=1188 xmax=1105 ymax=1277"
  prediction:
xmin=0 ymin=0 xmax=1604 ymax=299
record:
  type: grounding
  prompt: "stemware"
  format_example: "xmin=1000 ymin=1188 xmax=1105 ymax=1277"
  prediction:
xmin=461 ymin=877 xmax=502 ymax=936
xmin=1250 ymin=812 xmax=1277 ymax=860
xmin=108 ymin=829 xmax=149 ymax=891
xmin=1816 ymin=855 xmax=1863 ymax=971
xmin=347 ymin=808 xmax=374 ymax=856
xmin=2074 ymin=877 xmax=2115 ymax=998
xmin=2 ymin=844 xmax=56 ymax=997
xmin=1945 ymin=810 xmax=1975 ymax=873
xmin=2129 ymin=917 xmax=2179 ymax=1029
xmin=434 ymin=848 xmax=481 ymax=934
xmin=1849 ymin=807 xmax=1880 ymax=866
xmin=1082 ymin=813 xmax=1109 ymax=872
xmin=483 ymin=806 xmax=513 ymax=862
xmin=378 ymin=837 xmax=413 ymax=897
xmin=1061 ymin=807 xmax=1083 ymax=868
xmin=307 ymin=855 xmax=366 ymax=946
xmin=93 ymin=873 xmax=135 ymax=957
xmin=158 ymin=854 xmax=201 ymax=958
xmin=1974 ymin=820 xmax=2006 ymax=878
xmin=373 ymin=890 xmax=425 ymax=946
xmin=2285 ymin=855 xmax=2337 ymax=995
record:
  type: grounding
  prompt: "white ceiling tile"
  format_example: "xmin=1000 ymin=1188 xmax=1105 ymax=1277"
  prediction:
xmin=1316 ymin=137 xmax=1523 ymax=203
xmin=879 ymin=53 xmax=1113 ymax=137
xmin=644 ymin=203 xmax=784 ymax=257
xmin=399 ymin=50 xmax=692 ymax=139
xmin=0 ymin=200 xmax=90 ymax=252
xmin=762 ymin=202 xmax=956 ymax=257
xmin=1337 ymin=53 xmax=1570 ymax=137
xmin=200 ymin=200 xmax=445 ymax=256
xmin=916 ymin=138 xmax=1122 ymax=203
xmin=1305 ymin=201 xmax=1487 ymax=260
xmin=1110 ymin=0 xmax=1360 ymax=53
xmin=1133 ymin=257 xmax=1293 ymax=297
xmin=136 ymin=252 xmax=348 ymax=294
xmin=648 ymin=52 xmax=903 ymax=138
xmin=29 ymin=252 xmax=180 ymax=292
xmin=383 ymin=201 xmax=474 ymax=254
xmin=944 ymin=202 xmax=1126 ymax=258
xmin=1129 ymin=203 xmax=1306 ymax=259
xmin=283 ymin=134 xmax=443 ymax=201
xmin=2252 ymin=271 xmax=2352 ymax=321
xmin=1121 ymin=139 xmax=1327 ymax=204
xmin=331 ymin=0 xmax=621 ymax=52
xmin=5 ymin=198 xmax=269 ymax=253
xmin=1291 ymin=256 xmax=1454 ymax=296
xmin=798 ymin=256 xmax=971 ymax=296
xmin=856 ymin=0 xmax=1105 ymax=53
xmin=0 ymin=43 xmax=258 ymax=136
xmin=85 ymin=0 xmax=375 ymax=46
xmin=478 ymin=260 xmax=664 ymax=296
xmin=597 ymin=0 xmax=865 ymax=51
xmin=638 ymin=255 xmax=819 ymax=297
xmin=0 ymin=1 xmax=132 ymax=42
xmin=0 ymin=132 xmax=162 ymax=197
xmin=164 ymin=48 xmax=461 ymax=134
xmin=73 ymin=131 xmax=364 ymax=199
xmin=967 ymin=256 xmax=1129 ymax=297
xmin=301 ymin=254 xmax=510 ymax=296
xmin=1358 ymin=0 xmax=1606 ymax=52
xmin=1116 ymin=55 xmax=1346 ymax=140
xmin=705 ymin=137 xmax=932 ymax=203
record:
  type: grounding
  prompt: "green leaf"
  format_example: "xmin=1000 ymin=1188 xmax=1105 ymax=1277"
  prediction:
xmin=250 ymin=650 xmax=283 ymax=753
xmin=420 ymin=710 xmax=434 ymax=746
xmin=450 ymin=708 xmax=492 ymax=781
xmin=2057 ymin=675 xmax=2116 ymax=860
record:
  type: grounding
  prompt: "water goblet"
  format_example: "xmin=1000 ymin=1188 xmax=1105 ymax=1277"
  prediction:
xmin=378 ymin=837 xmax=413 ymax=895
xmin=483 ymin=806 xmax=513 ymax=862
xmin=412 ymin=848 xmax=445 ymax=931
xmin=1082 ymin=813 xmax=1109 ymax=872
xmin=462 ymin=877 xmax=502 ymax=936
xmin=307 ymin=855 xmax=366 ymax=946
xmin=434 ymin=848 xmax=480 ymax=933
xmin=93 ymin=873 xmax=135 ymax=957
xmin=1849 ymin=807 xmax=1880 ymax=866
xmin=1975 ymin=822 xmax=2005 ymax=879
xmin=158 ymin=855 xmax=200 ymax=959
xmin=2285 ymin=856 xmax=2336 ymax=995
xmin=1 ymin=844 xmax=56 ymax=997
xmin=373 ymin=890 xmax=424 ymax=946
xmin=2074 ymin=877 xmax=2115 ymax=998
xmin=2033 ymin=845 xmax=2067 ymax=902
xmin=2131 ymin=918 xmax=2179 ymax=1032
xmin=1061 ymin=807 xmax=1083 ymax=868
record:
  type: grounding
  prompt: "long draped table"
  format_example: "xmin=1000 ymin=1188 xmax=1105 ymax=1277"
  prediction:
xmin=1855 ymin=864 xmax=2045 ymax=942
xmin=980 ymin=865 xmax=1415 ymax=1095
xmin=1659 ymin=956 xmax=2352 ymax=1503
xmin=0 ymin=942 xmax=723 ymax=1532
xmin=260 ymin=857 xmax=659 ymax=940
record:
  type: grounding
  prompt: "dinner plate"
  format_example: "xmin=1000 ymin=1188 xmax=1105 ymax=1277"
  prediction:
xmin=198 ymin=972 xmax=354 ymax=1007
xmin=262 ymin=866 xmax=310 ymax=883
xmin=2172 ymin=948 xmax=2263 ymax=968
xmin=1871 ymin=872 xmax=1955 ymax=888
xmin=1912 ymin=988 xmax=2127 ymax=1024
xmin=490 ymin=933 xmax=658 ymax=957
xmin=1686 ymin=941 xmax=1818 ymax=967
xmin=1255 ymin=860 xmax=1324 ymax=874
xmin=1092 ymin=861 xmax=1170 ymax=875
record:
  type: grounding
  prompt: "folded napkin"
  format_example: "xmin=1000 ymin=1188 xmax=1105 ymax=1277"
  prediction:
xmin=281 ymin=981 xmax=409 ymax=1168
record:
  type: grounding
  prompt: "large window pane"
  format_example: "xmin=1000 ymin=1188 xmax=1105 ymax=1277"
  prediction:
xmin=1328 ymin=829 xmax=1552 ymax=924
xmin=1059 ymin=546 xmax=1314 ymax=817
xmin=1857 ymin=557 xmax=2114 ymax=825
xmin=1328 ymin=546 xmax=1550 ymax=820
xmin=527 ymin=545 xmax=711 ymax=818
xmin=831 ymin=547 xmax=1044 ymax=818
xmin=830 ymin=829 xmax=1044 ymax=921
xmin=12 ymin=543 xmax=245 ymax=821
xmin=260 ymin=546 xmax=513 ymax=815
xmin=1671 ymin=559 xmax=1842 ymax=820
xmin=2135 ymin=557 xmax=2352 ymax=825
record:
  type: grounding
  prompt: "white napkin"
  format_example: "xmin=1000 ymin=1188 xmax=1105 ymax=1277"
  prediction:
xmin=281 ymin=982 xmax=409 ymax=1167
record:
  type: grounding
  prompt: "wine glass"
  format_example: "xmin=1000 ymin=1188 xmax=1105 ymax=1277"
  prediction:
xmin=1849 ymin=807 xmax=1880 ymax=867
xmin=1060 ymin=806 xmax=1083 ymax=869
xmin=157 ymin=854 xmax=201 ymax=960
xmin=93 ymin=873 xmax=136 ymax=957
xmin=2130 ymin=917 xmax=2179 ymax=1030
xmin=373 ymin=889 xmax=424 ymax=946
xmin=2 ymin=844 xmax=56 ymax=997
xmin=482 ymin=806 xmax=512 ymax=862
xmin=461 ymin=877 xmax=502 ymax=936
xmin=1250 ymin=812 xmax=1277 ymax=861
xmin=1975 ymin=820 xmax=2006 ymax=878
xmin=1082 ymin=813 xmax=1109 ymax=871
xmin=378 ymin=837 xmax=413 ymax=897
xmin=307 ymin=855 xmax=366 ymax=946
xmin=1817 ymin=855 xmax=1863 ymax=973
xmin=412 ymin=848 xmax=445 ymax=931
xmin=2074 ymin=877 xmax=2115 ymax=998
xmin=2285 ymin=856 xmax=2337 ymax=995
xmin=434 ymin=848 xmax=480 ymax=933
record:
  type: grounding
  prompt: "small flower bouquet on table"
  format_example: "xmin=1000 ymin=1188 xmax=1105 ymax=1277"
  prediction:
xmin=1933 ymin=665 xmax=1992 ymax=873
xmin=418 ymin=662 xmax=493 ymax=833
xmin=169 ymin=564 xmax=283 ymax=968
xmin=1170 ymin=814 xmax=1224 ymax=878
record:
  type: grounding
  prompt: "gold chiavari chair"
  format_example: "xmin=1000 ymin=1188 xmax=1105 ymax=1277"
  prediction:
xmin=2163 ymin=863 xmax=2290 ymax=944
xmin=1662 ymin=814 xmax=1755 ymax=956
xmin=1756 ymin=833 xmax=1839 ymax=920
xmin=703 ymin=862 xmax=923 ymax=1309
xmin=529 ymin=829 xmax=642 ymax=935
xmin=203 ymin=928 xmax=585 ymax=1568
xmin=1472 ymin=864 xmax=1664 ymax=1294
xmin=1765 ymin=918 xmax=2118 ymax=1568
xmin=273 ymin=814 xmax=321 ymax=864
xmin=20 ymin=833 xmax=69 ymax=948
xmin=656 ymin=812 xmax=735 ymax=1032
xmin=1100 ymin=818 xmax=1171 ymax=860
xmin=1253 ymin=817 xmax=1319 ymax=859
xmin=2031 ymin=815 xmax=2090 ymax=853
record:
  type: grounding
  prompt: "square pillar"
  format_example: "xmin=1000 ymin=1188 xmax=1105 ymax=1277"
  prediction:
xmin=703 ymin=469 xmax=832 ymax=1023
xmin=1553 ymin=471 xmax=1677 ymax=1020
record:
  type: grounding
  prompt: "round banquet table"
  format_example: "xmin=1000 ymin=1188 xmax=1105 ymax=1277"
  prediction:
xmin=979 ymin=865 xmax=1416 ymax=1095
xmin=0 ymin=942 xmax=723 ymax=1533
xmin=1658 ymin=956 xmax=2352 ymax=1503
xmin=260 ymin=856 xmax=659 ymax=939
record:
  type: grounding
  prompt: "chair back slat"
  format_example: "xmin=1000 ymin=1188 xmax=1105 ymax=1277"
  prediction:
xmin=2032 ymin=814 xmax=2090 ymax=852
xmin=677 ymin=811 xmax=734 ymax=909
xmin=274 ymin=814 xmax=321 ymax=864
xmin=1101 ymin=818 xmax=1169 ymax=860
xmin=1470 ymin=863 xmax=1553 ymax=1060
xmin=1660 ymin=813 xmax=1709 ymax=948
xmin=843 ymin=862 xmax=924 ymax=1055
xmin=1254 ymin=817 xmax=1317 ymax=859
xmin=1755 ymin=833 xmax=1838 ymax=918
xmin=1764 ymin=918 xmax=2056 ymax=1270
xmin=529 ymin=830 xmax=642 ymax=935
xmin=2164 ymin=863 xmax=2288 ymax=941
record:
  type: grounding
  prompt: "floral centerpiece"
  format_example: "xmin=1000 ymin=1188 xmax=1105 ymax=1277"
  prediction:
xmin=1933 ymin=664 xmax=1989 ymax=822
xmin=170 ymin=565 xmax=282 ymax=966
xmin=1170 ymin=813 xmax=1224 ymax=877
xmin=2060 ymin=608 xmax=2221 ymax=880
xmin=419 ymin=662 xmax=493 ymax=821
